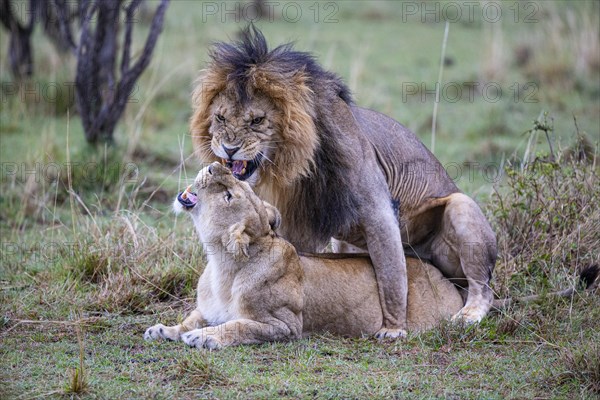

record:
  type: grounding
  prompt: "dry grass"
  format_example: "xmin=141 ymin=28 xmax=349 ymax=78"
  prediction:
xmin=64 ymin=323 xmax=89 ymax=395
xmin=557 ymin=341 xmax=600 ymax=394
xmin=481 ymin=19 xmax=506 ymax=82
xmin=64 ymin=216 xmax=201 ymax=313
xmin=516 ymin=2 xmax=600 ymax=92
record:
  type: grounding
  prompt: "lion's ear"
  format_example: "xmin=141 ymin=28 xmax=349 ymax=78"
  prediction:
xmin=263 ymin=201 xmax=281 ymax=231
xmin=224 ymin=222 xmax=250 ymax=261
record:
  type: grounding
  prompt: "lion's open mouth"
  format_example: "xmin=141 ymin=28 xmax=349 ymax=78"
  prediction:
xmin=221 ymin=154 xmax=262 ymax=181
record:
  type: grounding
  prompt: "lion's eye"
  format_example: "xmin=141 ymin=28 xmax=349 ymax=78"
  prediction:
xmin=224 ymin=191 xmax=233 ymax=203
xmin=215 ymin=114 xmax=225 ymax=122
xmin=251 ymin=116 xmax=264 ymax=125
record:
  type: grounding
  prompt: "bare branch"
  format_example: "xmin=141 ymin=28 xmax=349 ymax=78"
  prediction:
xmin=121 ymin=0 xmax=143 ymax=76
xmin=46 ymin=0 xmax=78 ymax=53
xmin=75 ymin=0 xmax=170 ymax=143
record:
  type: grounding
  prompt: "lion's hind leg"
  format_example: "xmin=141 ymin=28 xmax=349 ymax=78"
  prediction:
xmin=144 ymin=309 xmax=205 ymax=342
xmin=430 ymin=193 xmax=497 ymax=324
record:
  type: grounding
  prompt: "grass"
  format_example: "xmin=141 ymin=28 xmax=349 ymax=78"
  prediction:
xmin=1 ymin=1 xmax=599 ymax=399
xmin=64 ymin=322 xmax=89 ymax=396
xmin=557 ymin=341 xmax=600 ymax=394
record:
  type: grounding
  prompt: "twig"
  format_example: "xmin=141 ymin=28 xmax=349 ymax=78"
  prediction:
xmin=2 ymin=317 xmax=102 ymax=335
xmin=431 ymin=20 xmax=449 ymax=154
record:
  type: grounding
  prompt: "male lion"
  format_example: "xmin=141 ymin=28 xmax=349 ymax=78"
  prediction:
xmin=144 ymin=163 xmax=464 ymax=349
xmin=190 ymin=26 xmax=497 ymax=338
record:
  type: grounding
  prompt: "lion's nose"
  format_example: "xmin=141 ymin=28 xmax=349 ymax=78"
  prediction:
xmin=222 ymin=145 xmax=240 ymax=158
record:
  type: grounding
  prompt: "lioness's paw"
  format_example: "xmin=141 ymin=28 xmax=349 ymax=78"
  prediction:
xmin=144 ymin=324 xmax=167 ymax=341
xmin=451 ymin=304 xmax=487 ymax=324
xmin=144 ymin=324 xmax=180 ymax=341
xmin=375 ymin=327 xmax=407 ymax=340
xmin=181 ymin=329 xmax=223 ymax=350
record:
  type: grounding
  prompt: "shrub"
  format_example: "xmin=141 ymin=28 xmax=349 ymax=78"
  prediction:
xmin=487 ymin=119 xmax=599 ymax=298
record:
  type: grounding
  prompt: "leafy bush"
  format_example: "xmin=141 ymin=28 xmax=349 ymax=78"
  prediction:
xmin=487 ymin=121 xmax=599 ymax=298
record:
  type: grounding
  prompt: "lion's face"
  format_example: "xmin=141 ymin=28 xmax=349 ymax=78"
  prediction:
xmin=207 ymin=92 xmax=280 ymax=186
xmin=174 ymin=162 xmax=280 ymax=245
xmin=191 ymin=42 xmax=319 ymax=189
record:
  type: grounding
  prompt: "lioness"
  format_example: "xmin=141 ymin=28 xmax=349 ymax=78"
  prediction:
xmin=144 ymin=163 xmax=463 ymax=349
xmin=190 ymin=26 xmax=497 ymax=338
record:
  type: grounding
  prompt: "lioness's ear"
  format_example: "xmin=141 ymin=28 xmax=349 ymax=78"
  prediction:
xmin=263 ymin=201 xmax=281 ymax=231
xmin=224 ymin=222 xmax=250 ymax=261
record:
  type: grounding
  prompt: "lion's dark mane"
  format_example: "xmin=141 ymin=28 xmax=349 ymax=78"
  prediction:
xmin=289 ymin=118 xmax=362 ymax=247
xmin=210 ymin=26 xmax=353 ymax=106
xmin=210 ymin=26 xmax=361 ymax=248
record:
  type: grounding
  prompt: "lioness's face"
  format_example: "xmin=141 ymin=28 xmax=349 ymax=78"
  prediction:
xmin=174 ymin=162 xmax=279 ymax=242
xmin=207 ymin=92 xmax=279 ymax=186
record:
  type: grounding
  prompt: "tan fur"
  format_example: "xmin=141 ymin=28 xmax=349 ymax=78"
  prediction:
xmin=301 ymin=255 xmax=463 ymax=336
xmin=188 ymin=30 xmax=497 ymax=339
xmin=144 ymin=163 xmax=462 ymax=349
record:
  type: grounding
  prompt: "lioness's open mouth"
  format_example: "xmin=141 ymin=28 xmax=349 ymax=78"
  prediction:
xmin=178 ymin=185 xmax=198 ymax=209
xmin=221 ymin=154 xmax=262 ymax=181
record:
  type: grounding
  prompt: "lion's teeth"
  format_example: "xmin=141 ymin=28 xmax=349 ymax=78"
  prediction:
xmin=243 ymin=160 xmax=248 ymax=168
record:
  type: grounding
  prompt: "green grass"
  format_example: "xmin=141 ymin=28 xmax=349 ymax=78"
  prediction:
xmin=1 ymin=1 xmax=599 ymax=398
xmin=1 ymin=302 xmax=599 ymax=399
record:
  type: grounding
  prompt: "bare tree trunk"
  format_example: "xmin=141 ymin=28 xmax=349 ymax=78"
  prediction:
xmin=75 ymin=0 xmax=169 ymax=144
xmin=0 ymin=0 xmax=38 ymax=79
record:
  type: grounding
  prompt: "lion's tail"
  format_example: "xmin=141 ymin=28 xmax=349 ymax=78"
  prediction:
xmin=491 ymin=264 xmax=599 ymax=311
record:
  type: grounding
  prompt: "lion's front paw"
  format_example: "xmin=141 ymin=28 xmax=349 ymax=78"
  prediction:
xmin=375 ymin=327 xmax=407 ymax=340
xmin=144 ymin=324 xmax=180 ymax=341
xmin=181 ymin=329 xmax=223 ymax=350
xmin=451 ymin=304 xmax=488 ymax=324
xmin=144 ymin=324 xmax=167 ymax=341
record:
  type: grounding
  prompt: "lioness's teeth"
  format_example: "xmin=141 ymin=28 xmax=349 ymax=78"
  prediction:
xmin=243 ymin=160 xmax=248 ymax=168
xmin=241 ymin=168 xmax=246 ymax=175
xmin=182 ymin=185 xmax=193 ymax=199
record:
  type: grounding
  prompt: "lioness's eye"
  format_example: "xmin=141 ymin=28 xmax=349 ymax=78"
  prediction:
xmin=215 ymin=114 xmax=225 ymax=122
xmin=251 ymin=116 xmax=264 ymax=125
xmin=224 ymin=191 xmax=232 ymax=203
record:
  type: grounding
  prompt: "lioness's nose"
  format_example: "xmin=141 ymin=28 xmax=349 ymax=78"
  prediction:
xmin=222 ymin=145 xmax=240 ymax=158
